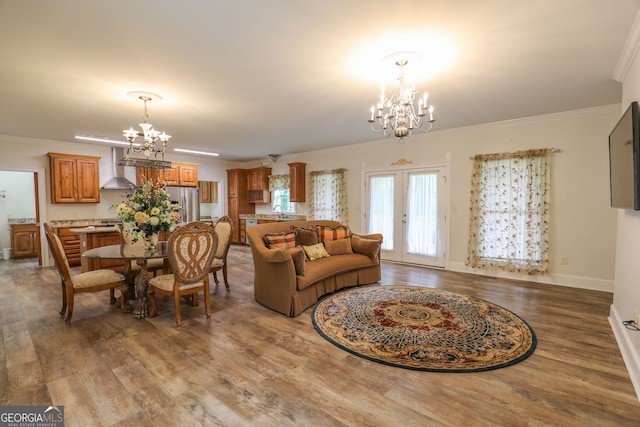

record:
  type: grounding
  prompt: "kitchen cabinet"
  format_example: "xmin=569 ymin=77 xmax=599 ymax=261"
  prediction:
xmin=11 ymin=224 xmax=39 ymax=258
xmin=288 ymin=162 xmax=306 ymax=202
xmin=247 ymin=166 xmax=271 ymax=203
xmin=55 ymin=227 xmax=82 ymax=266
xmin=136 ymin=166 xmax=165 ymax=186
xmin=199 ymin=181 xmax=218 ymax=203
xmin=48 ymin=152 xmax=100 ymax=203
xmin=227 ymin=169 xmax=254 ymax=244
xmin=163 ymin=162 xmax=199 ymax=187
xmin=137 ymin=162 xmax=198 ymax=187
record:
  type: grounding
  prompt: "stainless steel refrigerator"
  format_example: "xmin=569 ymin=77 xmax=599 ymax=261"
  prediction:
xmin=166 ymin=186 xmax=200 ymax=224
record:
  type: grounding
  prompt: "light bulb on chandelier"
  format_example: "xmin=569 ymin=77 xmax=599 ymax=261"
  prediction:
xmin=123 ymin=91 xmax=171 ymax=159
xmin=368 ymin=55 xmax=435 ymax=140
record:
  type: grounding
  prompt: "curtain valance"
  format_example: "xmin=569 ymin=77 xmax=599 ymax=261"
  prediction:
xmin=269 ymin=174 xmax=290 ymax=191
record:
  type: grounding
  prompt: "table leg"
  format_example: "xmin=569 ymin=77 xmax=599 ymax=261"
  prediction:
xmin=133 ymin=259 xmax=149 ymax=319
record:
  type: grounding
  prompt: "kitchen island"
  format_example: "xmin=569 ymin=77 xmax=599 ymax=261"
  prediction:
xmin=70 ymin=226 xmax=123 ymax=272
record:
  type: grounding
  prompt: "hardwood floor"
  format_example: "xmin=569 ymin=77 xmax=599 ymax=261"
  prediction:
xmin=1 ymin=246 xmax=639 ymax=426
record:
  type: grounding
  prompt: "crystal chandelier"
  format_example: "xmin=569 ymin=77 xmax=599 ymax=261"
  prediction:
xmin=123 ymin=91 xmax=171 ymax=159
xmin=368 ymin=58 xmax=435 ymax=139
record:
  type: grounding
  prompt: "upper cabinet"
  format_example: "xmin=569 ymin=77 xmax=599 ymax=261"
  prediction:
xmin=288 ymin=162 xmax=306 ymax=202
xmin=164 ymin=162 xmax=198 ymax=187
xmin=136 ymin=162 xmax=199 ymax=187
xmin=48 ymin=152 xmax=101 ymax=203
xmin=199 ymin=180 xmax=218 ymax=203
xmin=247 ymin=166 xmax=271 ymax=203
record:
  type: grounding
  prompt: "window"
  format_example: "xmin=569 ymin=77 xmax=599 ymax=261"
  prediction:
xmin=309 ymin=168 xmax=348 ymax=223
xmin=272 ymin=188 xmax=295 ymax=213
xmin=466 ymin=149 xmax=552 ymax=275
xmin=269 ymin=174 xmax=294 ymax=213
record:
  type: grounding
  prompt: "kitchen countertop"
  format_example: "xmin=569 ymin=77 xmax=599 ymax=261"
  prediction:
xmin=49 ymin=219 xmax=119 ymax=228
xmin=69 ymin=226 xmax=119 ymax=234
xmin=8 ymin=218 xmax=37 ymax=225
xmin=239 ymin=214 xmax=307 ymax=221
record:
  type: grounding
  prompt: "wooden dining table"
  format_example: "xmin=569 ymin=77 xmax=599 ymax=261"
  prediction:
xmin=82 ymin=242 xmax=169 ymax=319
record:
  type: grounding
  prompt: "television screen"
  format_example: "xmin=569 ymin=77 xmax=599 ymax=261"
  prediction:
xmin=609 ymin=101 xmax=640 ymax=210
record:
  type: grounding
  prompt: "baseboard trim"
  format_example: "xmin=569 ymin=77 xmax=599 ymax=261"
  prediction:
xmin=609 ymin=305 xmax=640 ymax=402
xmin=448 ymin=261 xmax=614 ymax=292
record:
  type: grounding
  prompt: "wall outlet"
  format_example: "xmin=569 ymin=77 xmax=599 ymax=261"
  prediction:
xmin=560 ymin=256 xmax=569 ymax=265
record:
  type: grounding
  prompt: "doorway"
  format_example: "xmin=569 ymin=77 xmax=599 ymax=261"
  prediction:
xmin=364 ymin=165 xmax=448 ymax=268
xmin=0 ymin=171 xmax=41 ymax=264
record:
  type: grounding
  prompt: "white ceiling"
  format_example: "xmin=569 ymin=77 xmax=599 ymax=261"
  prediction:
xmin=0 ymin=0 xmax=638 ymax=161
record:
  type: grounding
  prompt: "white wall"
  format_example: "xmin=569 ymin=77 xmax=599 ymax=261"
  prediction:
xmin=610 ymin=18 xmax=640 ymax=400
xmin=251 ymin=106 xmax=620 ymax=291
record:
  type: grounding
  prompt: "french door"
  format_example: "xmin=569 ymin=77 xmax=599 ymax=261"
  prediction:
xmin=365 ymin=167 xmax=447 ymax=268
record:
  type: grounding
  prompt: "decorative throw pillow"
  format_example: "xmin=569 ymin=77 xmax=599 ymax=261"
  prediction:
xmin=290 ymin=225 xmax=319 ymax=247
xmin=315 ymin=225 xmax=350 ymax=242
xmin=302 ymin=243 xmax=330 ymax=261
xmin=324 ymin=237 xmax=353 ymax=256
xmin=351 ymin=234 xmax=381 ymax=260
xmin=289 ymin=246 xmax=305 ymax=276
xmin=263 ymin=231 xmax=297 ymax=249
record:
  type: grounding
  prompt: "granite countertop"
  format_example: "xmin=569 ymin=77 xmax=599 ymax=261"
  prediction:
xmin=69 ymin=226 xmax=119 ymax=234
xmin=8 ymin=218 xmax=37 ymax=225
xmin=49 ymin=218 xmax=119 ymax=228
xmin=239 ymin=214 xmax=307 ymax=221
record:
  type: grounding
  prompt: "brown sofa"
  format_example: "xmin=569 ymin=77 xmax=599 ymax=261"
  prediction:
xmin=246 ymin=220 xmax=382 ymax=316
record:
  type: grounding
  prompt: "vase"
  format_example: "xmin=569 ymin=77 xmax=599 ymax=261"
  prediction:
xmin=144 ymin=233 xmax=159 ymax=251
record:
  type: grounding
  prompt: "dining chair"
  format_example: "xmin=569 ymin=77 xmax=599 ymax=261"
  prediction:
xmin=43 ymin=223 xmax=126 ymax=325
xmin=147 ymin=221 xmax=217 ymax=328
xmin=208 ymin=215 xmax=232 ymax=289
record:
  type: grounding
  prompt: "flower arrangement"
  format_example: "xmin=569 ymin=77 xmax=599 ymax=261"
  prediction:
xmin=114 ymin=179 xmax=182 ymax=244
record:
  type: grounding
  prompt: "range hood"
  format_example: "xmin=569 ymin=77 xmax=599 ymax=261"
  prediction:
xmin=101 ymin=147 xmax=137 ymax=190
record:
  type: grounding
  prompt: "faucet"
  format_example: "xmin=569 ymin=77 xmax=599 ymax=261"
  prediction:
xmin=272 ymin=204 xmax=286 ymax=219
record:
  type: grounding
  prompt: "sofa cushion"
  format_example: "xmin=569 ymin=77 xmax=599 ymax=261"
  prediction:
xmin=289 ymin=246 xmax=306 ymax=276
xmin=324 ymin=237 xmax=353 ymax=255
xmin=316 ymin=224 xmax=350 ymax=242
xmin=351 ymin=234 xmax=382 ymax=260
xmin=296 ymin=253 xmax=378 ymax=290
xmin=303 ymin=243 xmax=330 ymax=261
xmin=263 ymin=231 xmax=297 ymax=249
xmin=290 ymin=225 xmax=319 ymax=247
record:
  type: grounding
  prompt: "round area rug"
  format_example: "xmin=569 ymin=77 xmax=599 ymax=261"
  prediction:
xmin=312 ymin=285 xmax=536 ymax=372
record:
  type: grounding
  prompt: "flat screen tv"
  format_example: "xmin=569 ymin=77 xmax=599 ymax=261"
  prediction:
xmin=609 ymin=101 xmax=640 ymax=210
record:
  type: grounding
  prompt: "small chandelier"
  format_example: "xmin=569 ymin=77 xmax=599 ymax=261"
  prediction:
xmin=123 ymin=91 xmax=171 ymax=159
xmin=368 ymin=57 xmax=435 ymax=139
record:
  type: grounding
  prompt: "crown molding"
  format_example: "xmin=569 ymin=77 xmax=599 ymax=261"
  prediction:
xmin=614 ymin=10 xmax=640 ymax=82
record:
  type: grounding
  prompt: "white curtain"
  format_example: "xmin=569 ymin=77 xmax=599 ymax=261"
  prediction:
xmin=309 ymin=168 xmax=348 ymax=223
xmin=466 ymin=148 xmax=552 ymax=275
xmin=368 ymin=175 xmax=394 ymax=251
xmin=406 ymin=172 xmax=438 ymax=257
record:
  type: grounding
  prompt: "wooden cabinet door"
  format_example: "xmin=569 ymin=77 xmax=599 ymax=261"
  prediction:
xmin=76 ymin=157 xmax=100 ymax=203
xmin=228 ymin=197 xmax=240 ymax=243
xmin=163 ymin=165 xmax=179 ymax=186
xmin=227 ymin=170 xmax=240 ymax=197
xmin=247 ymin=169 xmax=260 ymax=190
xmin=178 ymin=164 xmax=198 ymax=187
xmin=11 ymin=226 xmax=36 ymax=258
xmin=199 ymin=181 xmax=211 ymax=203
xmin=50 ymin=155 xmax=78 ymax=203
xmin=288 ymin=162 xmax=306 ymax=202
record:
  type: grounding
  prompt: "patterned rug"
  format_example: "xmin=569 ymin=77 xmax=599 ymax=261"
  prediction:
xmin=312 ymin=285 xmax=536 ymax=372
